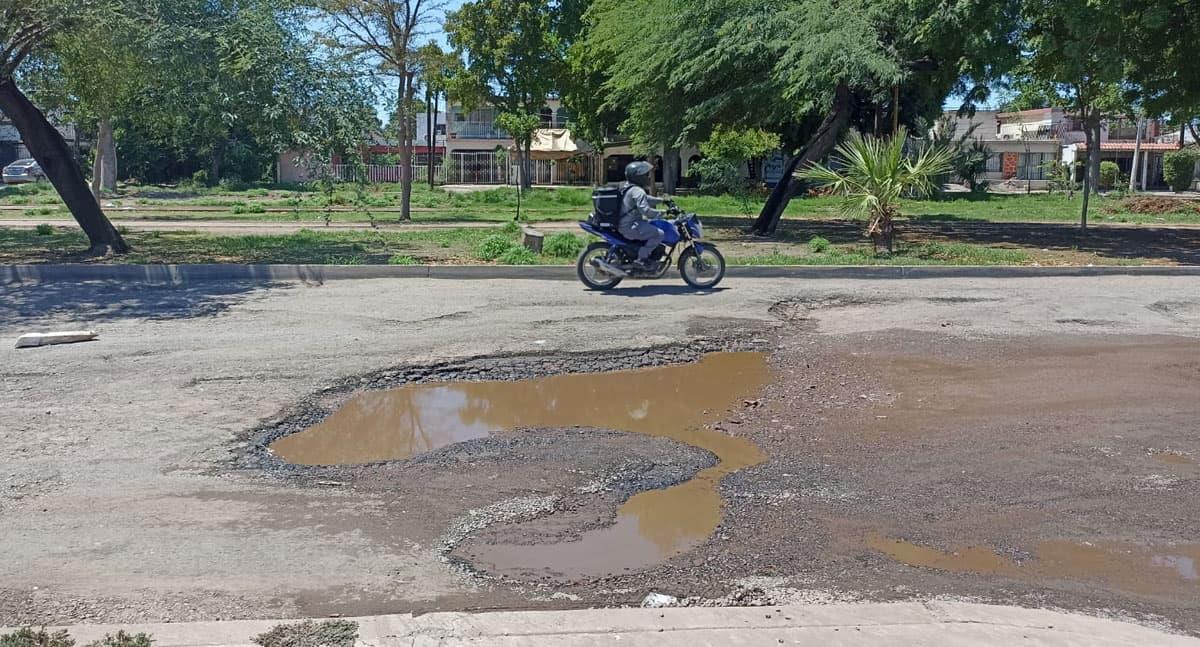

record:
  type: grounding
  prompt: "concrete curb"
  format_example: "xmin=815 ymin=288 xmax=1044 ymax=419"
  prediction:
xmin=3 ymin=263 xmax=1200 ymax=285
xmin=13 ymin=602 xmax=1198 ymax=647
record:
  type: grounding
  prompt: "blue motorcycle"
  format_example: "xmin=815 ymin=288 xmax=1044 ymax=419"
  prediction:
xmin=576 ymin=201 xmax=726 ymax=290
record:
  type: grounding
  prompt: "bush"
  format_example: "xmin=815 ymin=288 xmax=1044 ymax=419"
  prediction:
xmin=84 ymin=632 xmax=153 ymax=647
xmin=475 ymin=234 xmax=516 ymax=260
xmin=1163 ymin=149 xmax=1200 ymax=193
xmin=1098 ymin=161 xmax=1120 ymax=190
xmin=232 ymin=203 xmax=267 ymax=214
xmin=543 ymin=232 xmax=585 ymax=258
xmin=253 ymin=620 xmax=357 ymax=647
xmin=35 ymin=223 xmax=54 ymax=236
xmin=500 ymin=221 xmax=521 ymax=235
xmin=387 ymin=254 xmax=419 ymax=265
xmin=808 ymin=236 xmax=831 ymax=253
xmin=0 ymin=628 xmax=74 ymax=647
xmin=499 ymin=246 xmax=539 ymax=265
xmin=190 ymin=170 xmax=209 ymax=187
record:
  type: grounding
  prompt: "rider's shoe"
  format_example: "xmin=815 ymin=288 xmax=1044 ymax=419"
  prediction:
xmin=631 ymin=259 xmax=657 ymax=273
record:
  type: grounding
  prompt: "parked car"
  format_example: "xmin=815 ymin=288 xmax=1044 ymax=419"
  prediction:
xmin=3 ymin=158 xmax=46 ymax=184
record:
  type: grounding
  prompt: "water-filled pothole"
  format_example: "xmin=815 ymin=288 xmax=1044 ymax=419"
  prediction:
xmin=870 ymin=536 xmax=1200 ymax=595
xmin=269 ymin=352 xmax=771 ymax=578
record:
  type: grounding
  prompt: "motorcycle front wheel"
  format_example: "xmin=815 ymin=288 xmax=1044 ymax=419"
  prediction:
xmin=577 ymin=242 xmax=624 ymax=290
xmin=678 ymin=246 xmax=726 ymax=289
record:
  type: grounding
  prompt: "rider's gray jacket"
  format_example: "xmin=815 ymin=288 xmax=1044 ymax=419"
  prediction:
xmin=619 ymin=183 xmax=665 ymax=229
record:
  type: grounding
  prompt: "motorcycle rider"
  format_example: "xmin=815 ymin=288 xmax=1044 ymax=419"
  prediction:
xmin=619 ymin=161 xmax=669 ymax=270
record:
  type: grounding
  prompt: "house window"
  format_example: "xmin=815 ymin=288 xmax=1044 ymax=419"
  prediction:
xmin=539 ymin=107 xmax=554 ymax=127
xmin=985 ymin=154 xmax=1002 ymax=173
xmin=1017 ymin=152 xmax=1053 ymax=180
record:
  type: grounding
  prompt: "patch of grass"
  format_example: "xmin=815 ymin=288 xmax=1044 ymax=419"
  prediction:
xmin=476 ymin=234 xmax=517 ymax=261
xmin=35 ymin=223 xmax=54 ymax=236
xmin=808 ymin=236 xmax=831 ymax=253
xmin=543 ymin=232 xmax=585 ymax=258
xmin=23 ymin=207 xmax=56 ymax=217
xmin=387 ymin=254 xmax=419 ymax=265
xmin=499 ymin=246 xmax=539 ymax=265
xmin=232 ymin=203 xmax=267 ymax=214
xmin=253 ymin=620 xmax=357 ymax=647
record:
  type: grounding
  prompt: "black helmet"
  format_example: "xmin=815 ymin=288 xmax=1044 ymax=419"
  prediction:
xmin=624 ymin=161 xmax=653 ymax=189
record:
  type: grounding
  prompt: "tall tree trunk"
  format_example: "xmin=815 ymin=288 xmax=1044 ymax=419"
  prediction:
xmin=523 ymin=140 xmax=533 ymax=190
xmin=1088 ymin=121 xmax=1101 ymax=193
xmin=427 ymin=89 xmax=435 ymax=190
xmin=1081 ymin=120 xmax=1094 ymax=231
xmin=398 ymin=71 xmax=415 ymax=221
xmin=1129 ymin=117 xmax=1143 ymax=192
xmin=1188 ymin=121 xmax=1200 ymax=147
xmin=98 ymin=117 xmax=117 ymax=192
xmin=663 ymin=147 xmax=680 ymax=195
xmin=91 ymin=132 xmax=103 ymax=197
xmin=210 ymin=143 xmax=223 ymax=186
xmin=0 ymin=79 xmax=128 ymax=254
xmin=753 ymin=81 xmax=853 ymax=236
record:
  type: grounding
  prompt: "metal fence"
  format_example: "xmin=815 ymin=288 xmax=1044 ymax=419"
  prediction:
xmin=332 ymin=153 xmax=600 ymax=186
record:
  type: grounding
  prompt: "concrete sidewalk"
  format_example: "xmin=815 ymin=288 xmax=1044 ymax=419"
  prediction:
xmin=31 ymin=602 xmax=1199 ymax=647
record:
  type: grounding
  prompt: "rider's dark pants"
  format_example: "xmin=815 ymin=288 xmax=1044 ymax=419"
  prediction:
xmin=618 ymin=220 xmax=665 ymax=261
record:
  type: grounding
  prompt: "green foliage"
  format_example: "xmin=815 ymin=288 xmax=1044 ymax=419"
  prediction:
xmin=1098 ymin=161 xmax=1120 ymax=190
xmin=688 ymin=158 xmax=744 ymax=197
xmin=1163 ymin=149 xmax=1199 ymax=193
xmin=476 ymin=234 xmax=517 ymax=260
xmin=499 ymin=246 xmax=540 ymax=265
xmin=699 ymin=127 xmax=781 ymax=162
xmin=500 ymin=221 xmax=522 ymax=235
xmin=800 ymin=128 xmax=953 ymax=247
xmin=232 ymin=203 xmax=267 ymax=214
xmin=190 ymin=170 xmax=210 ymax=187
xmin=253 ymin=620 xmax=358 ymax=647
xmin=83 ymin=631 xmax=153 ymax=647
xmin=808 ymin=236 xmax=830 ymax=253
xmin=543 ymin=232 xmax=585 ymax=257
xmin=35 ymin=223 xmax=54 ymax=235
xmin=0 ymin=628 xmax=74 ymax=647
xmin=387 ymin=254 xmax=420 ymax=265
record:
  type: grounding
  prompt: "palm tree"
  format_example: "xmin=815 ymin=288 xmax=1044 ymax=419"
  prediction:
xmin=800 ymin=128 xmax=953 ymax=253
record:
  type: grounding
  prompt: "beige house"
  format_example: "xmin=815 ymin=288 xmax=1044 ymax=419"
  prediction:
xmin=941 ymin=108 xmax=1180 ymax=189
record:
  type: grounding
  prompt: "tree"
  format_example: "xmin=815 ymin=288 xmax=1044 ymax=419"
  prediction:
xmin=310 ymin=0 xmax=445 ymax=220
xmin=688 ymin=127 xmax=780 ymax=214
xmin=800 ymin=128 xmax=952 ymax=252
xmin=1020 ymin=0 xmax=1129 ymax=230
xmin=415 ymin=42 xmax=458 ymax=189
xmin=1 ymin=0 xmax=128 ymax=254
xmin=928 ymin=115 xmax=992 ymax=193
xmin=494 ymin=111 xmax=539 ymax=201
xmin=446 ymin=0 xmax=562 ymax=190
xmin=573 ymin=0 xmax=1021 ymax=235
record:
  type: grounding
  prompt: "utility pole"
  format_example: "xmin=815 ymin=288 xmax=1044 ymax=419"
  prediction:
xmin=1128 ymin=116 xmax=1144 ymax=192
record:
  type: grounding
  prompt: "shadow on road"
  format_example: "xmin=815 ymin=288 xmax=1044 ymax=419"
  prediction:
xmin=599 ymin=285 xmax=729 ymax=297
xmin=0 ymin=280 xmax=280 ymax=329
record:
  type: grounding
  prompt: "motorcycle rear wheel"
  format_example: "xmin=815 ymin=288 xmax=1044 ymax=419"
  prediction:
xmin=577 ymin=242 xmax=624 ymax=290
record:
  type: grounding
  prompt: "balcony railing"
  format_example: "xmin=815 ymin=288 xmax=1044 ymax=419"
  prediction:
xmin=452 ymin=121 xmax=509 ymax=139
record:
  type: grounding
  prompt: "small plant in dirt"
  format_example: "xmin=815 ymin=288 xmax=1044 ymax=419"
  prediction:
xmin=800 ymin=128 xmax=953 ymax=253
xmin=476 ymin=234 xmax=516 ymax=261
xmin=808 ymin=236 xmax=831 ymax=253
xmin=232 ymin=203 xmax=267 ymax=214
xmin=500 ymin=221 xmax=521 ymax=235
xmin=1098 ymin=161 xmax=1121 ymax=190
xmin=0 ymin=629 xmax=73 ymax=647
xmin=387 ymin=254 xmax=419 ymax=265
xmin=500 ymin=246 xmax=539 ymax=265
xmin=35 ymin=223 xmax=54 ymax=236
xmin=1163 ymin=149 xmax=1199 ymax=193
xmin=543 ymin=232 xmax=585 ymax=257
xmin=253 ymin=620 xmax=358 ymax=647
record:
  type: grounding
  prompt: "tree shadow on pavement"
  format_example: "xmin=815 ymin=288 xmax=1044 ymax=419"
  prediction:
xmin=0 ymin=280 xmax=281 ymax=329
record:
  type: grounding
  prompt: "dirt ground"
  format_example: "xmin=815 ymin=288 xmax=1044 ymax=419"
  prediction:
xmin=1 ymin=276 xmax=1198 ymax=634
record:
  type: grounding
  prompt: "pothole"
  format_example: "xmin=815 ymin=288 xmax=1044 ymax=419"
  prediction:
xmin=252 ymin=346 xmax=773 ymax=582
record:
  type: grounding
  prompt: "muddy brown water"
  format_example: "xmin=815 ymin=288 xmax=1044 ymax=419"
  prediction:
xmin=869 ymin=536 xmax=1200 ymax=596
xmin=270 ymin=352 xmax=771 ymax=578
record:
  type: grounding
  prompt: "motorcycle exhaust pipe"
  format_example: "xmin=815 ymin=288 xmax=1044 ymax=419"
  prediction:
xmin=593 ymin=259 xmax=628 ymax=277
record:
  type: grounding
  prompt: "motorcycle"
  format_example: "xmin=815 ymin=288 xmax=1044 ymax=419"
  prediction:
xmin=576 ymin=200 xmax=726 ymax=291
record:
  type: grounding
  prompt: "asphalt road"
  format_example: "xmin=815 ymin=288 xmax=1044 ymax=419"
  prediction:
xmin=1 ymin=276 xmax=1198 ymax=629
